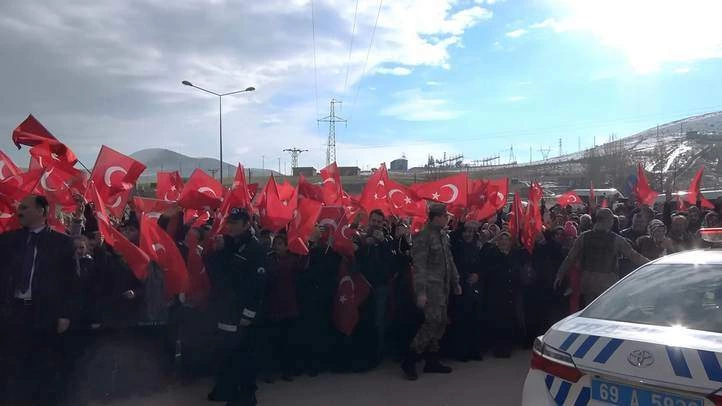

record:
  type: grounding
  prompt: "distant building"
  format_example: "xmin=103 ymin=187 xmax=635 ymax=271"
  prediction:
xmin=390 ymin=157 xmax=408 ymax=172
xmin=338 ymin=166 xmax=361 ymax=176
xmin=293 ymin=167 xmax=316 ymax=177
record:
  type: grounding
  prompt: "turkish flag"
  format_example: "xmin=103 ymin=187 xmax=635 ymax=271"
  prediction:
xmin=178 ymin=168 xmax=223 ymax=210
xmin=140 ymin=216 xmax=189 ymax=298
xmin=34 ymin=164 xmax=78 ymax=209
xmin=318 ymin=205 xmax=346 ymax=234
xmin=410 ymin=173 xmax=468 ymax=207
xmin=278 ymin=180 xmax=296 ymax=202
xmin=12 ymin=114 xmax=78 ymax=164
xmin=634 ymin=163 xmax=658 ymax=206
xmin=0 ymin=169 xmax=43 ymax=204
xmin=0 ymin=197 xmax=20 ymax=233
xmin=320 ymin=162 xmax=343 ymax=204
xmin=386 ymin=178 xmax=425 ymax=217
xmin=298 ymin=175 xmax=324 ymax=202
xmin=288 ymin=197 xmax=323 ymax=255
xmin=89 ymin=145 xmax=146 ymax=202
xmin=133 ymin=197 xmax=176 ymax=220
xmin=359 ymin=164 xmax=391 ymax=216
xmin=0 ymin=151 xmax=21 ymax=181
xmin=410 ymin=215 xmax=427 ymax=234
xmin=332 ymin=214 xmax=357 ymax=258
xmin=468 ymin=178 xmax=507 ymax=221
xmin=88 ymin=184 xmax=149 ymax=280
xmin=157 ymin=171 xmax=184 ymax=202
xmin=258 ymin=176 xmax=296 ymax=232
xmin=210 ymin=165 xmax=253 ymax=236
xmin=332 ymin=259 xmax=371 ymax=336
xmin=185 ymin=230 xmax=210 ymax=307
xmin=557 ymin=191 xmax=582 ymax=207
xmin=687 ymin=166 xmax=715 ymax=209
xmin=601 ymin=198 xmax=609 ymax=209
xmin=522 ymin=182 xmax=543 ymax=254
xmin=509 ymin=192 xmax=524 ymax=241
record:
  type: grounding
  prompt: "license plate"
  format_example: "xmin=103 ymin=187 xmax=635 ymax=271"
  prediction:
xmin=591 ymin=379 xmax=703 ymax=406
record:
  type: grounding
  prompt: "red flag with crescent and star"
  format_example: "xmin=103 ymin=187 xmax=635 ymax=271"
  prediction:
xmin=0 ymin=150 xmax=21 ymax=181
xmin=89 ymin=145 xmax=146 ymax=198
xmin=298 ymin=174 xmax=324 ymax=202
xmin=332 ymin=214 xmax=358 ymax=259
xmin=0 ymin=169 xmax=43 ymax=205
xmin=509 ymin=192 xmax=524 ymax=241
xmin=557 ymin=191 xmax=582 ymax=207
xmin=133 ymin=197 xmax=176 ymax=220
xmin=320 ymin=162 xmax=343 ymax=205
xmin=185 ymin=229 xmax=210 ymax=307
xmin=178 ymin=168 xmax=223 ymax=210
xmin=140 ymin=216 xmax=189 ymax=298
xmin=467 ymin=178 xmax=508 ymax=221
xmin=210 ymin=164 xmax=254 ymax=236
xmin=12 ymin=114 xmax=78 ymax=165
xmin=156 ymin=171 xmax=184 ymax=202
xmin=410 ymin=173 xmax=468 ymax=208
xmin=89 ymin=183 xmax=150 ymax=280
xmin=258 ymin=175 xmax=296 ymax=232
xmin=332 ymin=259 xmax=371 ymax=336
xmin=386 ymin=178 xmax=425 ymax=218
xmin=359 ymin=164 xmax=392 ymax=216
xmin=288 ymin=197 xmax=323 ymax=256
xmin=0 ymin=197 xmax=20 ymax=233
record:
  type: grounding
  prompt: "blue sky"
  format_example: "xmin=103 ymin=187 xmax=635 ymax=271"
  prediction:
xmin=1 ymin=0 xmax=722 ymax=172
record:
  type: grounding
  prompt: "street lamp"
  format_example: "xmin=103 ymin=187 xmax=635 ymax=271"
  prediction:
xmin=181 ymin=80 xmax=255 ymax=182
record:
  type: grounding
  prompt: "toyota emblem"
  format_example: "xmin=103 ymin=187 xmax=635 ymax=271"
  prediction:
xmin=627 ymin=350 xmax=655 ymax=368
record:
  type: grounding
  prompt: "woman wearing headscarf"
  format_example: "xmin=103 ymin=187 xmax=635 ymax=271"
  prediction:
xmin=635 ymin=219 xmax=673 ymax=260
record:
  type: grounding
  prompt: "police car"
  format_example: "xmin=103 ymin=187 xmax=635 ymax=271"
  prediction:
xmin=523 ymin=228 xmax=722 ymax=405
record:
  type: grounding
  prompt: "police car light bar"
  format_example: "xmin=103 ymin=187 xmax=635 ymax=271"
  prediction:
xmin=700 ymin=228 xmax=722 ymax=244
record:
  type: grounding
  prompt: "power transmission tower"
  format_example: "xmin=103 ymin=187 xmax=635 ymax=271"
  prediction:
xmin=318 ymin=98 xmax=347 ymax=166
xmin=283 ymin=148 xmax=309 ymax=169
xmin=503 ymin=145 xmax=516 ymax=165
xmin=538 ymin=147 xmax=551 ymax=160
xmin=558 ymin=138 xmax=563 ymax=156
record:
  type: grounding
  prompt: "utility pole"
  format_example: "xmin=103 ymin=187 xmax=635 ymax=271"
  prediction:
xmin=578 ymin=136 xmax=581 ymax=152
xmin=318 ymin=98 xmax=347 ymax=166
xmin=278 ymin=157 xmax=281 ymax=175
xmin=283 ymin=148 xmax=309 ymax=170
xmin=529 ymin=146 xmax=532 ymax=164
xmin=262 ymin=155 xmax=265 ymax=170
xmin=558 ymin=138 xmax=563 ymax=156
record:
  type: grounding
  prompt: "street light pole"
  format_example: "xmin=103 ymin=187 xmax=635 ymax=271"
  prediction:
xmin=182 ymin=80 xmax=255 ymax=183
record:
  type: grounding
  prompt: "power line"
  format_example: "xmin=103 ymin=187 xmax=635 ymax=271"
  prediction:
xmin=343 ymin=0 xmax=360 ymax=96
xmin=349 ymin=0 xmax=383 ymax=122
xmin=339 ymin=104 xmax=722 ymax=151
xmin=310 ymin=0 xmax=320 ymax=119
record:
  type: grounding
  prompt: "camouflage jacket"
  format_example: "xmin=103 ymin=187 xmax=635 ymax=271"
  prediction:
xmin=411 ymin=224 xmax=460 ymax=298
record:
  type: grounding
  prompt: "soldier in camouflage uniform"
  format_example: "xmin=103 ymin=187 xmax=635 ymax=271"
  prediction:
xmin=401 ymin=203 xmax=462 ymax=380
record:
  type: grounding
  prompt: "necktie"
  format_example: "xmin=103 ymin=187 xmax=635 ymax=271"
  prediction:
xmin=17 ymin=232 xmax=40 ymax=294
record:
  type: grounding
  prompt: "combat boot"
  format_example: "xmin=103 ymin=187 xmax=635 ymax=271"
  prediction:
xmin=423 ymin=353 xmax=452 ymax=374
xmin=401 ymin=351 xmax=420 ymax=381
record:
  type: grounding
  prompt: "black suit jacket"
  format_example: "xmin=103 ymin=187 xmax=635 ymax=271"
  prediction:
xmin=0 ymin=227 xmax=77 ymax=330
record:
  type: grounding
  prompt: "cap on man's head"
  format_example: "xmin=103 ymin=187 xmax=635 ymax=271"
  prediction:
xmin=226 ymin=207 xmax=251 ymax=222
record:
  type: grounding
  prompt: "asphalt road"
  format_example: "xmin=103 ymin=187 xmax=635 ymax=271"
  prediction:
xmin=102 ymin=350 xmax=531 ymax=406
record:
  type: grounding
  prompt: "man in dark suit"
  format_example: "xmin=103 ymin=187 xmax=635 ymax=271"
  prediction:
xmin=0 ymin=194 xmax=77 ymax=405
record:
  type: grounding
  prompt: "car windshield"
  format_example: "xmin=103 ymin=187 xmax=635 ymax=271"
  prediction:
xmin=581 ymin=264 xmax=722 ymax=334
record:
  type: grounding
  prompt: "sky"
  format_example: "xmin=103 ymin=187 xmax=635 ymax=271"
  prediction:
xmin=2 ymin=0 xmax=722 ymax=173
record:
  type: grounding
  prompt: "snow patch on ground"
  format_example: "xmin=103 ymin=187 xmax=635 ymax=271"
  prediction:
xmin=663 ymin=142 xmax=692 ymax=172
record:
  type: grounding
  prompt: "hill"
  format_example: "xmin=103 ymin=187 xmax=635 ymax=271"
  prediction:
xmin=130 ymin=148 xmax=278 ymax=181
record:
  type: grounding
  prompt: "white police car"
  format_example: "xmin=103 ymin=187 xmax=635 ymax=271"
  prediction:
xmin=523 ymin=229 xmax=722 ymax=405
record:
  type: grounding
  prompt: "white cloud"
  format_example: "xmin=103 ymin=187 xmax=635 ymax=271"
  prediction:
xmin=380 ymin=88 xmax=462 ymax=121
xmin=0 ymin=0 xmax=497 ymax=169
xmin=375 ymin=66 xmax=413 ymax=76
xmin=531 ymin=0 xmax=722 ymax=73
xmin=506 ymin=29 xmax=528 ymax=38
xmin=426 ymin=81 xmax=442 ymax=86
xmin=674 ymin=67 xmax=691 ymax=74
xmin=506 ymin=96 xmax=528 ymax=102
xmin=492 ymin=41 xmax=504 ymax=51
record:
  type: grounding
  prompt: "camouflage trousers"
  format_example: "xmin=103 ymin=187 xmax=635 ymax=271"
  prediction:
xmin=410 ymin=304 xmax=448 ymax=354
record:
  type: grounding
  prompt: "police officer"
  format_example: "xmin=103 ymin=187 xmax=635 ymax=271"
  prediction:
xmin=205 ymin=208 xmax=266 ymax=406
xmin=401 ymin=203 xmax=461 ymax=380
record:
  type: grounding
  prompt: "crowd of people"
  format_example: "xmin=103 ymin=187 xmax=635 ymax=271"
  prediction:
xmin=1 ymin=188 xmax=722 ymax=406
